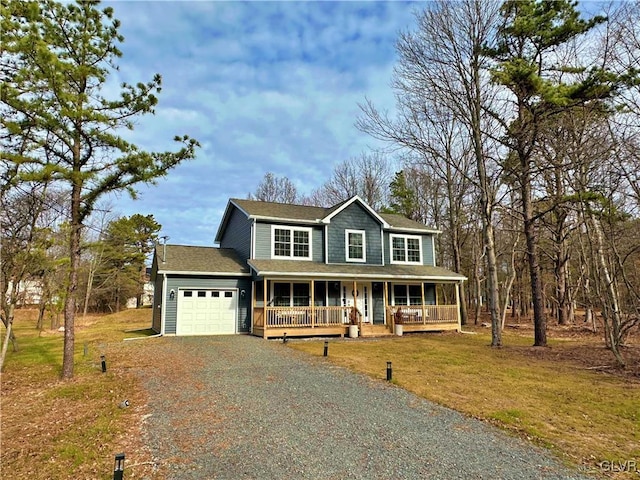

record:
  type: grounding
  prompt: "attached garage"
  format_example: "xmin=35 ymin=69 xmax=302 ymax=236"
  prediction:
xmin=151 ymin=245 xmax=252 ymax=336
xmin=177 ymin=289 xmax=237 ymax=335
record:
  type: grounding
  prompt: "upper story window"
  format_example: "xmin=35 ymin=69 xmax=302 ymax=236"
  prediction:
xmin=272 ymin=226 xmax=312 ymax=260
xmin=390 ymin=234 xmax=422 ymax=264
xmin=345 ymin=229 xmax=366 ymax=262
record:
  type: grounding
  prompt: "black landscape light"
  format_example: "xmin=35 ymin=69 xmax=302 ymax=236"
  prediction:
xmin=101 ymin=355 xmax=107 ymax=373
xmin=386 ymin=361 xmax=392 ymax=381
xmin=323 ymin=341 xmax=328 ymax=357
xmin=113 ymin=453 xmax=125 ymax=480
xmin=283 ymin=332 xmax=288 ymax=344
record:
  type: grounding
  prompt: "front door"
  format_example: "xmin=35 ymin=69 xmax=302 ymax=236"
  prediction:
xmin=341 ymin=282 xmax=373 ymax=323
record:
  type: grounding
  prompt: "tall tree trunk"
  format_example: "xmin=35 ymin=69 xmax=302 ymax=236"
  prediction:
xmin=0 ymin=303 xmax=18 ymax=371
xmin=83 ymin=258 xmax=95 ymax=318
xmin=447 ymin=172 xmax=468 ymax=325
xmin=62 ymin=179 xmax=82 ymax=379
xmin=470 ymin=51 xmax=501 ymax=346
xmin=37 ymin=299 xmax=46 ymax=330
xmin=522 ymin=174 xmax=547 ymax=346
xmin=0 ymin=318 xmax=13 ymax=372
xmin=588 ymin=213 xmax=626 ymax=367
xmin=555 ymin=248 xmax=570 ymax=325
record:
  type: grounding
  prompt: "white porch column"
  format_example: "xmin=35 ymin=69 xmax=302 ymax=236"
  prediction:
xmin=310 ymin=279 xmax=315 ymax=328
xmin=455 ymin=282 xmax=462 ymax=331
xmin=263 ymin=277 xmax=268 ymax=339
xmin=420 ymin=282 xmax=426 ymax=324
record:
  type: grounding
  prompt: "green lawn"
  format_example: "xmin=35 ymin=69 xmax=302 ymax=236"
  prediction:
xmin=288 ymin=332 xmax=640 ymax=478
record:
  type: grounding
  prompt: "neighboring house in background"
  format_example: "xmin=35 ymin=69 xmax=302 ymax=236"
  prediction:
xmin=150 ymin=196 xmax=466 ymax=338
xmin=6 ymin=280 xmax=43 ymax=306
xmin=126 ymin=268 xmax=154 ymax=309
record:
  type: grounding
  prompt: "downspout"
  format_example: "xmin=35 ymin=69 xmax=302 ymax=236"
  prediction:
xmin=420 ymin=282 xmax=426 ymax=325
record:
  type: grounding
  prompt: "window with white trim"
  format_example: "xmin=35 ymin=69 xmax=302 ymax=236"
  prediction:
xmin=390 ymin=234 xmax=422 ymax=264
xmin=345 ymin=229 xmax=366 ymax=262
xmin=272 ymin=226 xmax=312 ymax=260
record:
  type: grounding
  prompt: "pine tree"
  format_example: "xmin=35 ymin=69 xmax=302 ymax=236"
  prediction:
xmin=484 ymin=0 xmax=624 ymax=347
xmin=1 ymin=0 xmax=199 ymax=378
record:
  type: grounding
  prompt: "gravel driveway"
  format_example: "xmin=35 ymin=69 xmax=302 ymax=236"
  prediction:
xmin=137 ymin=335 xmax=590 ymax=479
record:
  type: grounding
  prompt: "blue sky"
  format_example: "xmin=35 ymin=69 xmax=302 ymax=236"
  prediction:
xmin=102 ymin=1 xmax=423 ymax=246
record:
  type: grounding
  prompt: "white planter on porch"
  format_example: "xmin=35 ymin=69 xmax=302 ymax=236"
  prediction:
xmin=348 ymin=324 xmax=359 ymax=338
xmin=394 ymin=324 xmax=403 ymax=336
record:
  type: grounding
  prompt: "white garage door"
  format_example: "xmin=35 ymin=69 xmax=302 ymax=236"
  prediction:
xmin=176 ymin=289 xmax=237 ymax=335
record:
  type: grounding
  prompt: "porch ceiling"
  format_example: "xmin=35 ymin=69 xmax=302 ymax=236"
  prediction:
xmin=247 ymin=259 xmax=467 ymax=282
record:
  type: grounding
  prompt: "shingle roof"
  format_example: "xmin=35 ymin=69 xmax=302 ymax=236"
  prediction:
xmin=248 ymin=259 xmax=466 ymax=281
xmin=231 ymin=198 xmax=327 ymax=222
xmin=154 ymin=245 xmax=250 ymax=275
xmin=379 ymin=213 xmax=440 ymax=232
xmin=228 ymin=197 xmax=438 ymax=232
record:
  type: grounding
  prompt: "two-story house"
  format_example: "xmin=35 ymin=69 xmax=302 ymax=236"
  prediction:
xmin=150 ymin=196 xmax=466 ymax=338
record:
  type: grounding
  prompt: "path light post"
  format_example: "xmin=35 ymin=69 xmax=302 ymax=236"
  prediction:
xmin=113 ymin=453 xmax=125 ymax=480
xmin=101 ymin=355 xmax=107 ymax=373
xmin=386 ymin=361 xmax=392 ymax=381
xmin=323 ymin=341 xmax=328 ymax=357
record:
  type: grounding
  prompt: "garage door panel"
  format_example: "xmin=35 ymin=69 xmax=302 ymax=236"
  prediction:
xmin=176 ymin=289 xmax=237 ymax=336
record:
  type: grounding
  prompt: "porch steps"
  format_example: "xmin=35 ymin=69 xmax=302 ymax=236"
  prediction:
xmin=360 ymin=324 xmax=394 ymax=337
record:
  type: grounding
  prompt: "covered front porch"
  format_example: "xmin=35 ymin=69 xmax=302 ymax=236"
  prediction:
xmin=251 ymin=278 xmax=463 ymax=339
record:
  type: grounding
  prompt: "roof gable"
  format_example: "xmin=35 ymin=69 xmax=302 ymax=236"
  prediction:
xmin=321 ymin=195 xmax=389 ymax=227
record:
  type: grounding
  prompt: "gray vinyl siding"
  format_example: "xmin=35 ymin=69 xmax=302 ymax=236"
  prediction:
xmin=151 ymin=274 xmax=163 ymax=332
xmin=218 ymin=208 xmax=252 ymax=261
xmin=327 ymin=203 xmax=383 ymax=265
xmin=383 ymin=232 xmax=435 ymax=266
xmin=422 ymin=235 xmax=435 ymax=266
xmin=163 ymin=276 xmax=251 ymax=334
xmin=254 ymin=222 xmax=323 ymax=262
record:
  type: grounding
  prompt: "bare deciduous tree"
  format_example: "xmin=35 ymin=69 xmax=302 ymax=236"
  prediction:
xmin=251 ymin=172 xmax=299 ymax=204
xmin=307 ymin=152 xmax=392 ymax=210
xmin=357 ymin=0 xmax=504 ymax=343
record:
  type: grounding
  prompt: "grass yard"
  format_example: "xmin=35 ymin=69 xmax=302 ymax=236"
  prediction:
xmin=2 ymin=309 xmax=638 ymax=479
xmin=288 ymin=330 xmax=640 ymax=478
xmin=1 ymin=308 xmax=156 ymax=479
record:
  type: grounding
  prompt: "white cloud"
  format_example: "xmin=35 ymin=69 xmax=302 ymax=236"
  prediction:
xmin=103 ymin=1 xmax=420 ymax=245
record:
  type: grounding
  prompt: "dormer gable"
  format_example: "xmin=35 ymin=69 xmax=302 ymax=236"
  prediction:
xmin=321 ymin=195 xmax=389 ymax=227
